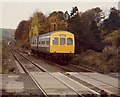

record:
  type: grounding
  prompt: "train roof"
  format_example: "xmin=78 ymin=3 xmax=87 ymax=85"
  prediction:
xmin=39 ymin=30 xmax=71 ymax=37
xmin=31 ymin=30 xmax=72 ymax=39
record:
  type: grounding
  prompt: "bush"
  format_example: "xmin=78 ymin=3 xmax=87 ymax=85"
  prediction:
xmin=110 ymin=29 xmax=120 ymax=49
xmin=100 ymin=50 xmax=114 ymax=61
xmin=21 ymin=42 xmax=30 ymax=49
xmin=15 ymin=39 xmax=30 ymax=49
xmin=71 ymin=50 xmax=118 ymax=73
xmin=2 ymin=40 xmax=8 ymax=59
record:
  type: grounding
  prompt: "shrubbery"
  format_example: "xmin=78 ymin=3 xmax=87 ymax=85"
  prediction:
xmin=21 ymin=41 xmax=30 ymax=49
xmin=71 ymin=50 xmax=119 ymax=73
xmin=2 ymin=40 xmax=9 ymax=73
xmin=2 ymin=40 xmax=8 ymax=59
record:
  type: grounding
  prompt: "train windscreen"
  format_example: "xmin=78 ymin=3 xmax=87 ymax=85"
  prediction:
xmin=60 ymin=38 xmax=66 ymax=45
xmin=67 ymin=38 xmax=73 ymax=45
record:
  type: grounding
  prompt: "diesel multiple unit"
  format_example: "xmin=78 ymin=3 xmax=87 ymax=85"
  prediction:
xmin=31 ymin=30 xmax=75 ymax=62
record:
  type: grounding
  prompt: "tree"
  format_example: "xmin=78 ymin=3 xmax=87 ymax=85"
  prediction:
xmin=102 ymin=7 xmax=120 ymax=35
xmin=67 ymin=13 xmax=83 ymax=52
xmin=15 ymin=20 xmax=30 ymax=40
xmin=58 ymin=20 xmax=68 ymax=30
xmin=48 ymin=11 xmax=68 ymax=31
xmin=67 ymin=7 xmax=103 ymax=52
xmin=49 ymin=11 xmax=64 ymax=20
xmin=70 ymin=6 xmax=79 ymax=17
xmin=29 ymin=12 xmax=40 ymax=37
xmin=30 ymin=11 xmax=51 ymax=35
xmin=41 ymin=17 xmax=51 ymax=34
xmin=110 ymin=29 xmax=120 ymax=49
xmin=64 ymin=11 xmax=70 ymax=20
xmin=48 ymin=16 xmax=59 ymax=31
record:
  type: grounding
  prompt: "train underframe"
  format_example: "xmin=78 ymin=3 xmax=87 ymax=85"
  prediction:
xmin=31 ymin=49 xmax=72 ymax=64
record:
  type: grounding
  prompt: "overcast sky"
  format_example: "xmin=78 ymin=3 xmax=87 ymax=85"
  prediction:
xmin=1 ymin=1 xmax=119 ymax=29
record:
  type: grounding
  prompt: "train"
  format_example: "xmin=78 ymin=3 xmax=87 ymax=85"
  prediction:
xmin=30 ymin=30 xmax=75 ymax=63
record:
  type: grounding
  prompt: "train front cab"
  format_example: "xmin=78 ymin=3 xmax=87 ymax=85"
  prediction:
xmin=50 ymin=31 xmax=75 ymax=54
xmin=49 ymin=31 xmax=75 ymax=63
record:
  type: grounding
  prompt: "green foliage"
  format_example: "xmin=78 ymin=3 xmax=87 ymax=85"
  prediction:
xmin=31 ymin=12 xmax=40 ymax=28
xmin=30 ymin=12 xmax=40 ymax=36
xmin=30 ymin=12 xmax=51 ymax=35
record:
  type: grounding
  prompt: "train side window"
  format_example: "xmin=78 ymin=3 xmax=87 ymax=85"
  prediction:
xmin=41 ymin=41 xmax=45 ymax=45
xmin=60 ymin=38 xmax=66 ymax=45
xmin=43 ymin=41 xmax=45 ymax=45
xmin=39 ymin=41 xmax=41 ymax=45
xmin=40 ymin=41 xmax=42 ymax=44
xmin=67 ymin=38 xmax=73 ymax=45
xmin=53 ymin=38 xmax=58 ymax=45
xmin=32 ymin=40 xmax=34 ymax=44
xmin=35 ymin=40 xmax=36 ymax=44
xmin=46 ymin=41 xmax=49 ymax=45
xmin=46 ymin=38 xmax=50 ymax=45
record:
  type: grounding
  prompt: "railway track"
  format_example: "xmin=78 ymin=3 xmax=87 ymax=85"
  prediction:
xmin=30 ymin=53 xmax=93 ymax=72
xmin=55 ymin=63 xmax=93 ymax=72
xmin=10 ymin=49 xmax=119 ymax=97
xmin=11 ymin=49 xmax=101 ymax=97
xmin=16 ymin=49 xmax=75 ymax=72
xmin=11 ymin=49 xmax=47 ymax=96
xmin=16 ymin=47 xmax=95 ymax=72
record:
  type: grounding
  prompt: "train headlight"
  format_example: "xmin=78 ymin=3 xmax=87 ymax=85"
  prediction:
xmin=54 ymin=49 xmax=56 ymax=53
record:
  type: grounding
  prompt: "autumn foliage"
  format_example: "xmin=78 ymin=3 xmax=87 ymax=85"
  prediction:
xmin=14 ymin=7 xmax=120 ymax=52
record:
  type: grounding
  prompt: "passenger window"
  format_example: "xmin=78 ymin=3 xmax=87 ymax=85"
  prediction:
xmin=46 ymin=41 xmax=49 ymax=45
xmin=53 ymin=38 xmax=58 ymax=45
xmin=67 ymin=38 xmax=73 ymax=45
xmin=34 ymin=40 xmax=37 ymax=44
xmin=39 ymin=41 xmax=41 ymax=44
xmin=46 ymin=38 xmax=50 ymax=45
xmin=60 ymin=38 xmax=66 ymax=45
xmin=42 ymin=41 xmax=45 ymax=45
